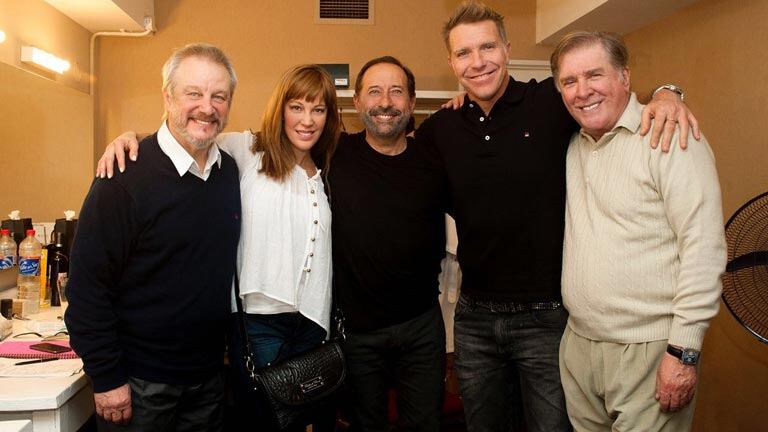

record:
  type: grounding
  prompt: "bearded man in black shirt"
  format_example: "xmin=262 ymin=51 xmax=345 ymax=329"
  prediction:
xmin=329 ymin=56 xmax=449 ymax=432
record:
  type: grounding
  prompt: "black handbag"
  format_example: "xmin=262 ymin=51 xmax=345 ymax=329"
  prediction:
xmin=235 ymin=276 xmax=346 ymax=430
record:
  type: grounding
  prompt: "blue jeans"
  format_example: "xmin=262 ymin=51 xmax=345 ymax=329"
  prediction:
xmin=343 ymin=305 xmax=446 ymax=432
xmin=245 ymin=312 xmax=327 ymax=368
xmin=453 ymin=293 xmax=571 ymax=432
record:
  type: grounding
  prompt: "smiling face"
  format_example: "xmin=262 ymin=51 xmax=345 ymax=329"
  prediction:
xmin=283 ymin=97 xmax=327 ymax=160
xmin=354 ymin=62 xmax=415 ymax=141
xmin=163 ymin=57 xmax=232 ymax=151
xmin=557 ymin=43 xmax=631 ymax=141
xmin=163 ymin=56 xmax=232 ymax=151
xmin=448 ymin=20 xmax=510 ymax=114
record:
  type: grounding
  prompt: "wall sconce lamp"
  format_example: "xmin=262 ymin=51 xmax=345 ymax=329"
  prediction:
xmin=21 ymin=46 xmax=71 ymax=74
xmin=0 ymin=30 xmax=6 ymax=43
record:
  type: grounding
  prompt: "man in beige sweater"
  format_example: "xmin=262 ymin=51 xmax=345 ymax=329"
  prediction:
xmin=551 ymin=31 xmax=726 ymax=431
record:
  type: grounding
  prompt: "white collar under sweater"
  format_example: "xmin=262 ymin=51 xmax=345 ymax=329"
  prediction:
xmin=157 ymin=121 xmax=222 ymax=181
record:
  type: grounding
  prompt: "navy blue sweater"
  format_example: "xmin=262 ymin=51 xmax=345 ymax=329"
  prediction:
xmin=66 ymin=134 xmax=241 ymax=392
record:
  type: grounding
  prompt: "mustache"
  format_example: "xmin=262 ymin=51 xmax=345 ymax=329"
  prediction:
xmin=368 ymin=107 xmax=403 ymax=117
xmin=190 ymin=114 xmax=219 ymax=123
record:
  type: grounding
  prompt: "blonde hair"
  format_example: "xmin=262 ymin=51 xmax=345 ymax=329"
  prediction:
xmin=442 ymin=1 xmax=507 ymax=50
xmin=252 ymin=64 xmax=340 ymax=182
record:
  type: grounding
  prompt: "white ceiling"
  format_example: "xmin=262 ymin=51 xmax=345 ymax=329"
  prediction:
xmin=537 ymin=0 xmax=700 ymax=45
xmin=43 ymin=0 xmax=153 ymax=32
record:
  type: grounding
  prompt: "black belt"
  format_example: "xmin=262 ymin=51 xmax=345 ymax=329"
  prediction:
xmin=464 ymin=293 xmax=562 ymax=314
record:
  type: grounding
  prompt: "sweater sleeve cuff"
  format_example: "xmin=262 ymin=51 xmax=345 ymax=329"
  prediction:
xmin=89 ymin=370 xmax=128 ymax=393
xmin=668 ymin=323 xmax=709 ymax=350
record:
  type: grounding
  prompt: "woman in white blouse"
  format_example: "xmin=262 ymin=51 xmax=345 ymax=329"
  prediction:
xmin=99 ymin=64 xmax=341 ymax=431
xmin=224 ymin=65 xmax=339 ymax=368
xmin=221 ymin=64 xmax=341 ymax=432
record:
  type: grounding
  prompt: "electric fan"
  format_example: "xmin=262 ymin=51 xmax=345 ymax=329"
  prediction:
xmin=721 ymin=191 xmax=768 ymax=344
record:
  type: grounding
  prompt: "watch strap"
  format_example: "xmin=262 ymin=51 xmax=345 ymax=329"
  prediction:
xmin=653 ymin=84 xmax=685 ymax=102
xmin=666 ymin=344 xmax=699 ymax=365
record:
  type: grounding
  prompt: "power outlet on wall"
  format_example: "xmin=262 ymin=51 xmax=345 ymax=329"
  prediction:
xmin=32 ymin=222 xmax=55 ymax=245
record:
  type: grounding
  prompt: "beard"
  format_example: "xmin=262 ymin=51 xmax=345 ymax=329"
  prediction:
xmin=360 ymin=106 xmax=411 ymax=139
xmin=169 ymin=111 xmax=227 ymax=150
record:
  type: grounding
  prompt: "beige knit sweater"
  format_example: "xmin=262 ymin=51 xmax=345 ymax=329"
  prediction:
xmin=561 ymin=93 xmax=726 ymax=350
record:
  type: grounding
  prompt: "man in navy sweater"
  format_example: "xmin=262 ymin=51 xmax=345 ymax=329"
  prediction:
xmin=65 ymin=43 xmax=241 ymax=431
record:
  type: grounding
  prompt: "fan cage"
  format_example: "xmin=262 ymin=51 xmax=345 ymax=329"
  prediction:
xmin=722 ymin=191 xmax=768 ymax=344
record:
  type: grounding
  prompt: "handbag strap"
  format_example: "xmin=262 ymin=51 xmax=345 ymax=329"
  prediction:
xmin=233 ymin=274 xmax=260 ymax=381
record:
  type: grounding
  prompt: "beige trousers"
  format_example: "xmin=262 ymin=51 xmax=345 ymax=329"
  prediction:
xmin=559 ymin=326 xmax=696 ymax=432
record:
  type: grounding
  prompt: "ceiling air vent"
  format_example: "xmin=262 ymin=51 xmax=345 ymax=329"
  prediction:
xmin=316 ymin=0 xmax=374 ymax=25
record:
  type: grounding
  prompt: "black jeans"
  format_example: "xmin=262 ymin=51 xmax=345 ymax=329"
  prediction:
xmin=97 ymin=373 xmax=225 ymax=432
xmin=343 ymin=305 xmax=446 ymax=432
xmin=454 ymin=293 xmax=572 ymax=432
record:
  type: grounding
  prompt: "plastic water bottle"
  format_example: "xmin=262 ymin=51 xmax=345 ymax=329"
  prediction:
xmin=17 ymin=229 xmax=42 ymax=313
xmin=0 ymin=229 xmax=16 ymax=270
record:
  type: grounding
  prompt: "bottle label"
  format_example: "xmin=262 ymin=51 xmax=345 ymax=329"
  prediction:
xmin=19 ymin=257 xmax=41 ymax=276
xmin=0 ymin=256 xmax=13 ymax=270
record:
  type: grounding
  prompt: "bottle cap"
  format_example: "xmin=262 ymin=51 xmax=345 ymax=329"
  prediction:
xmin=26 ymin=229 xmax=35 ymax=236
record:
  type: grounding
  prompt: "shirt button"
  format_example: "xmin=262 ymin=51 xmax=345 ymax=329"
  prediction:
xmin=313 ymin=202 xmax=318 ymax=207
xmin=305 ymin=268 xmax=311 ymax=273
xmin=469 ymin=103 xmax=474 ymax=108
xmin=479 ymin=117 xmax=485 ymax=122
xmin=485 ymin=135 xmax=490 ymax=141
xmin=313 ymin=220 xmax=318 ymax=224
xmin=311 ymin=238 xmax=316 ymax=242
xmin=309 ymin=252 xmax=314 ymax=257
xmin=310 ymin=190 xmax=315 ymax=194
xmin=592 ymin=150 xmax=598 ymax=156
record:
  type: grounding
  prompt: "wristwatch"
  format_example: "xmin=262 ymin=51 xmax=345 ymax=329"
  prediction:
xmin=653 ymin=84 xmax=685 ymax=102
xmin=666 ymin=344 xmax=700 ymax=365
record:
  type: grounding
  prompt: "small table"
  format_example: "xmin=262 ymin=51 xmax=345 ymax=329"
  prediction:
xmin=0 ymin=308 xmax=93 ymax=432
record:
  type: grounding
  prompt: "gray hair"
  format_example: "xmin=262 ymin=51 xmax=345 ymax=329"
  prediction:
xmin=161 ymin=43 xmax=237 ymax=96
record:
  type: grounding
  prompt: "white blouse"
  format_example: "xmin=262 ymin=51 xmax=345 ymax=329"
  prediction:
xmin=218 ymin=131 xmax=332 ymax=335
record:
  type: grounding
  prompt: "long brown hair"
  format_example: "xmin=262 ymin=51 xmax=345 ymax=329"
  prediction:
xmin=252 ymin=64 xmax=340 ymax=181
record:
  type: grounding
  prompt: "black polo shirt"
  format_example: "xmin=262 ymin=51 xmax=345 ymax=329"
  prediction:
xmin=417 ymin=76 xmax=578 ymax=303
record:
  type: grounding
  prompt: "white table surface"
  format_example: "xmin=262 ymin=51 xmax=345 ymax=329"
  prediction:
xmin=0 ymin=307 xmax=93 ymax=432
xmin=0 ymin=420 xmax=32 ymax=432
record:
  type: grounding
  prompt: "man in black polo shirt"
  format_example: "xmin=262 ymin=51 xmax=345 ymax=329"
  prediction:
xmin=65 ymin=44 xmax=241 ymax=431
xmin=417 ymin=2 xmax=697 ymax=431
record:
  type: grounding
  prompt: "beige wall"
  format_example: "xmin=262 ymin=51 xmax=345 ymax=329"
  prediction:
xmin=3 ymin=0 xmax=765 ymax=427
xmin=625 ymin=0 xmax=768 ymax=430
xmin=93 ymin=0 xmax=551 ymax=155
xmin=0 ymin=0 xmax=92 ymax=222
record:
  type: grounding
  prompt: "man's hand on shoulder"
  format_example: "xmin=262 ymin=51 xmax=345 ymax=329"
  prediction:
xmin=94 ymin=383 xmax=132 ymax=425
xmin=655 ymin=352 xmax=697 ymax=413
xmin=96 ymin=131 xmax=141 ymax=179
xmin=640 ymin=89 xmax=701 ymax=152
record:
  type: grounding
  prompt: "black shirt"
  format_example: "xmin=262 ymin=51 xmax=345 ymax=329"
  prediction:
xmin=329 ymin=131 xmax=447 ymax=332
xmin=417 ymin=76 xmax=578 ymax=303
xmin=66 ymin=134 xmax=241 ymax=392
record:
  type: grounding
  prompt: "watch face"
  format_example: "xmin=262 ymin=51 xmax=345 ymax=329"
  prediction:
xmin=682 ymin=349 xmax=700 ymax=365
